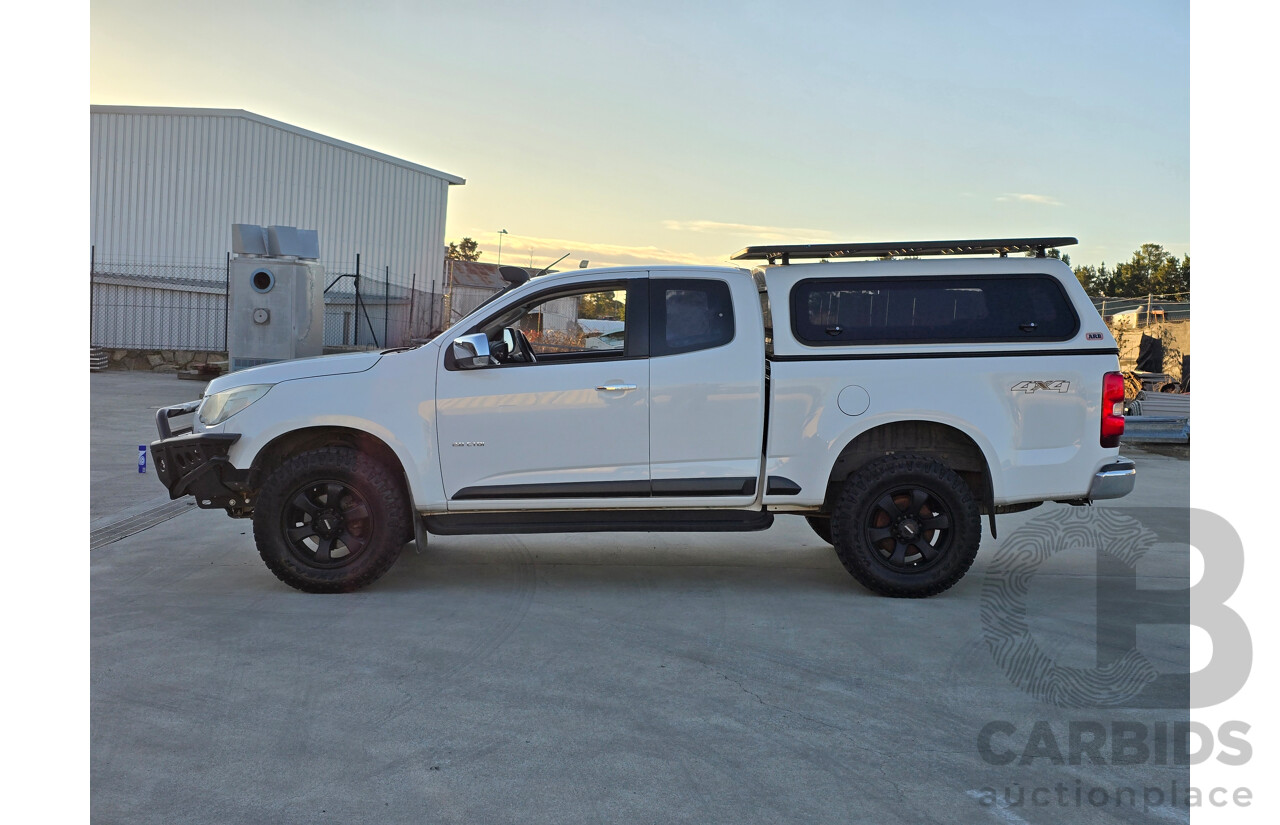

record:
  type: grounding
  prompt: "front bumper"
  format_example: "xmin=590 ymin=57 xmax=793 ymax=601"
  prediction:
xmin=1088 ymin=457 xmax=1137 ymax=501
xmin=150 ymin=401 xmax=247 ymax=509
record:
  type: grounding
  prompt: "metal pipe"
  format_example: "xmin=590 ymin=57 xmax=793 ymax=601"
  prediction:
xmin=384 ymin=265 xmax=390 ymax=345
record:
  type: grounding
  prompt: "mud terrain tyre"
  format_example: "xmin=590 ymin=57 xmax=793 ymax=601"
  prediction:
xmin=252 ymin=447 xmax=409 ymax=593
xmin=830 ymin=454 xmax=980 ymax=598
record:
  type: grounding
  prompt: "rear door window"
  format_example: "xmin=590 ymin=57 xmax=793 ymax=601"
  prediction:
xmin=790 ymin=275 xmax=1078 ymax=345
xmin=651 ymin=279 xmax=735 ymax=356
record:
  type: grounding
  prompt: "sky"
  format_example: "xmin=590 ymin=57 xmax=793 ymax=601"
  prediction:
xmin=89 ymin=0 xmax=1189 ymax=272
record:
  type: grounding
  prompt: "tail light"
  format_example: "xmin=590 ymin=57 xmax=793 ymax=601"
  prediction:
xmin=1101 ymin=371 xmax=1125 ymax=447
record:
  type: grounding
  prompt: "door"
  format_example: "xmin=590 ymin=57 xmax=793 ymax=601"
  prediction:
xmin=436 ymin=276 xmax=651 ymax=509
xmin=647 ymin=275 xmax=766 ymax=507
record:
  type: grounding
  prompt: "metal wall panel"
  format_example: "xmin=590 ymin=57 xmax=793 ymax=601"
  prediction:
xmin=90 ymin=107 xmax=460 ymax=290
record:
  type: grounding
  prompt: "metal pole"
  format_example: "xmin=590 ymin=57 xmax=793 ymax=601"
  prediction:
xmin=384 ymin=265 xmax=390 ymax=346
xmin=224 ymin=251 xmax=231 ymax=353
xmin=408 ymin=271 xmax=417 ymax=340
xmin=89 ymin=245 xmax=95 ymax=344
xmin=356 ymin=291 xmax=379 ymax=346
xmin=353 ymin=254 xmax=361 ymax=346
xmin=1146 ymin=293 xmax=1153 ymax=328
xmin=429 ymin=277 xmax=437 ymax=333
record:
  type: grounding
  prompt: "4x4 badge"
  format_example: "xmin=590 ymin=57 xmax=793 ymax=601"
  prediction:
xmin=1010 ymin=380 xmax=1071 ymax=394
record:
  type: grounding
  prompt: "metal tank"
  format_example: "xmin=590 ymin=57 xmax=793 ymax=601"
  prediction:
xmin=228 ymin=224 xmax=325 ymax=372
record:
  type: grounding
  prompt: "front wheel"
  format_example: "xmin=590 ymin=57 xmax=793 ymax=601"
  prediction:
xmin=830 ymin=455 xmax=980 ymax=598
xmin=252 ymin=447 xmax=409 ymax=593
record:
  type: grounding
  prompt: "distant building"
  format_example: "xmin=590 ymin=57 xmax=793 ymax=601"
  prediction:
xmin=90 ymin=105 xmax=464 ymax=350
xmin=445 ymin=261 xmax=572 ymax=328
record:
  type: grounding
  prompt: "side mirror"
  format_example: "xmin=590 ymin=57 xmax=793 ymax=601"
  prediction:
xmin=498 ymin=266 xmax=530 ymax=287
xmin=452 ymin=333 xmax=492 ymax=369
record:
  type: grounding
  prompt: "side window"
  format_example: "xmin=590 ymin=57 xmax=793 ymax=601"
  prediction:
xmin=651 ymin=279 xmax=735 ymax=357
xmin=508 ymin=287 xmax=628 ymax=357
xmin=451 ymin=278 xmax=646 ymax=370
xmin=790 ymin=275 xmax=1078 ymax=345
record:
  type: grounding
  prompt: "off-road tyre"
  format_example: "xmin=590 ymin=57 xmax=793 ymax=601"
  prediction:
xmin=830 ymin=454 xmax=980 ymax=598
xmin=253 ymin=447 xmax=409 ymax=593
xmin=805 ymin=515 xmax=834 ymax=544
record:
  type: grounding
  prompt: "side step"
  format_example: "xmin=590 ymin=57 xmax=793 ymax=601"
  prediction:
xmin=424 ymin=509 xmax=774 ymax=536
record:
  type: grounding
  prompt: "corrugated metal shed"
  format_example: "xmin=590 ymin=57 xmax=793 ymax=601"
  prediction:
xmin=446 ymin=261 xmax=537 ymax=320
xmin=448 ymin=261 xmax=534 ymax=290
xmin=90 ymin=105 xmax=464 ymax=288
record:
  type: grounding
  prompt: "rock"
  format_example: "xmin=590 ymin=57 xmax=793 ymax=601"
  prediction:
xmin=175 ymin=350 xmax=194 ymax=365
xmin=191 ymin=352 xmax=207 ymax=364
xmin=152 ymin=364 xmax=179 ymax=372
xmin=146 ymin=353 xmax=165 ymax=367
xmin=112 ymin=349 xmax=129 ymax=361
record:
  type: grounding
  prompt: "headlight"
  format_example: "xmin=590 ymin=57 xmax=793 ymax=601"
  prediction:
xmin=198 ymin=384 xmax=272 ymax=426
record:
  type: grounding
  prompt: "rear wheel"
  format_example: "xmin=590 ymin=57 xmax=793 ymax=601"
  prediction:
xmin=252 ymin=447 xmax=409 ymax=593
xmin=830 ymin=454 xmax=980 ymax=597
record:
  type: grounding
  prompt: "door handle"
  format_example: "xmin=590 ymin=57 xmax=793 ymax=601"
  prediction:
xmin=596 ymin=384 xmax=637 ymax=391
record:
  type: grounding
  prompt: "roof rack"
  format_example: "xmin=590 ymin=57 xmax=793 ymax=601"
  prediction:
xmin=730 ymin=237 xmax=1078 ymax=265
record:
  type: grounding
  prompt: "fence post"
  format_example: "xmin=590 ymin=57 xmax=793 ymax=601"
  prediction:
xmin=354 ymin=254 xmax=361 ymax=346
xmin=429 ymin=278 xmax=437 ymax=334
xmin=443 ymin=259 xmax=453 ymax=327
xmin=408 ymin=271 xmax=417 ymax=340
xmin=224 ymin=251 xmax=231 ymax=353
xmin=89 ymin=245 xmax=95 ymax=345
xmin=385 ymin=265 xmax=390 ymax=346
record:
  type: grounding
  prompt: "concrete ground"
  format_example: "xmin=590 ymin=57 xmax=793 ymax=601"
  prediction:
xmin=90 ymin=371 xmax=204 ymax=523
xmin=92 ymin=371 xmax=1191 ymax=824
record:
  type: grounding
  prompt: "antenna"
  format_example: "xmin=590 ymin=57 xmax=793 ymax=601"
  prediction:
xmin=535 ymin=253 xmax=571 ymax=278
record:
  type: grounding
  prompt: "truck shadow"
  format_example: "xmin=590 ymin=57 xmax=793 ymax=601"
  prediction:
xmin=370 ymin=526 xmax=956 ymax=599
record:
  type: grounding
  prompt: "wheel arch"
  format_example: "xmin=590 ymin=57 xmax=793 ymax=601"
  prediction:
xmin=822 ymin=419 xmax=997 ymax=516
xmin=248 ymin=426 xmax=411 ymax=504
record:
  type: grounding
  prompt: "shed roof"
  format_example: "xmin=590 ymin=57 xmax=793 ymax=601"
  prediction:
xmin=448 ymin=261 xmax=541 ymax=290
xmin=91 ymin=105 xmax=465 ymax=185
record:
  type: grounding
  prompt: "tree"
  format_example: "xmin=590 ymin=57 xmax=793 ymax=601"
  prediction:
xmin=1025 ymin=248 xmax=1071 ymax=267
xmin=446 ymin=237 xmax=482 ymax=261
xmin=579 ymin=291 xmax=625 ymax=320
xmin=1072 ymin=244 xmax=1189 ymax=297
xmin=1073 ymin=262 xmax=1109 ymax=294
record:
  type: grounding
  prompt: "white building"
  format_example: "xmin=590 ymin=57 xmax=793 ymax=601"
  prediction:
xmin=90 ymin=105 xmax=463 ymax=350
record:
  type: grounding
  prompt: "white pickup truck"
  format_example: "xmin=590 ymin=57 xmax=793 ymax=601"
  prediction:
xmin=151 ymin=237 xmax=1135 ymax=597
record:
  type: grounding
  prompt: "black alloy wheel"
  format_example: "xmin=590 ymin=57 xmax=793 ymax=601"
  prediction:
xmin=282 ymin=479 xmax=373 ymax=568
xmin=863 ymin=485 xmax=953 ymax=572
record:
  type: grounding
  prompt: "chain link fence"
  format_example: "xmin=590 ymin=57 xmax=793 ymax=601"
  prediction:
xmin=1091 ymin=294 xmax=1191 ymax=329
xmin=90 ymin=251 xmax=448 ymax=353
xmin=321 ymin=262 xmax=446 ymax=348
xmin=90 ymin=257 xmax=229 ymax=351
